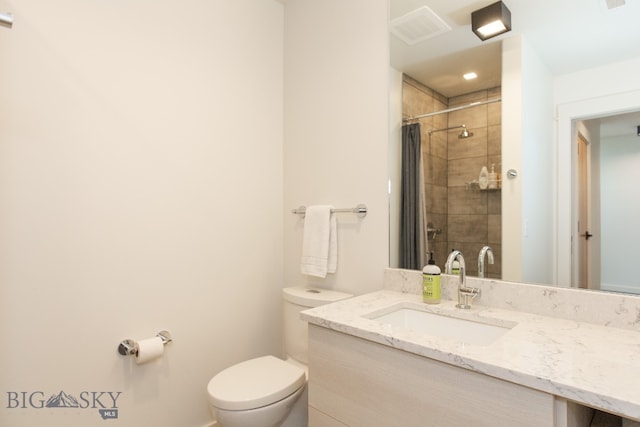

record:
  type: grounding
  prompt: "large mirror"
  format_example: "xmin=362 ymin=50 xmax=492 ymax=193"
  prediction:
xmin=389 ymin=0 xmax=640 ymax=294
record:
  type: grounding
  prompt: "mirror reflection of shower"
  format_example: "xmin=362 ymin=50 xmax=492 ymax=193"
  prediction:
xmin=399 ymin=75 xmax=503 ymax=278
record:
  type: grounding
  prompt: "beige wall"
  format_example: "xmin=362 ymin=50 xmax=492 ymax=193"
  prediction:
xmin=0 ymin=1 xmax=284 ymax=426
xmin=0 ymin=0 xmax=391 ymax=425
xmin=283 ymin=0 xmax=390 ymax=296
xmin=502 ymin=35 xmax=555 ymax=286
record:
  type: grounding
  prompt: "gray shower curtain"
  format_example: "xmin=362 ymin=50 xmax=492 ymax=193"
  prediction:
xmin=399 ymin=123 xmax=427 ymax=270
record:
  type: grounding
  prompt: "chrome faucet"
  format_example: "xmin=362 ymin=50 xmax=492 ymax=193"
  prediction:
xmin=477 ymin=246 xmax=494 ymax=278
xmin=445 ymin=250 xmax=481 ymax=309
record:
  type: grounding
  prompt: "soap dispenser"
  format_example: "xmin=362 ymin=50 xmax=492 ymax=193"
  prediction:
xmin=422 ymin=252 xmax=441 ymax=304
xmin=479 ymin=166 xmax=489 ymax=190
xmin=488 ymin=163 xmax=498 ymax=189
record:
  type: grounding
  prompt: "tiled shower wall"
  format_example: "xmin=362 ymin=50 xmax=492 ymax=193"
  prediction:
xmin=402 ymin=75 xmax=502 ymax=278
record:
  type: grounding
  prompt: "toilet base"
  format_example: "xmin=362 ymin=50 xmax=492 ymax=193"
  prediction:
xmin=280 ymin=384 xmax=307 ymax=427
xmin=212 ymin=384 xmax=307 ymax=427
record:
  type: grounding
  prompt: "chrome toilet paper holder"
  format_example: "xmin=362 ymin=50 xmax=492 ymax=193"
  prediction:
xmin=118 ymin=330 xmax=172 ymax=356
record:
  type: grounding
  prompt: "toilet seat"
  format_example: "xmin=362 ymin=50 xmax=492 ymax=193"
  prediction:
xmin=207 ymin=356 xmax=305 ymax=411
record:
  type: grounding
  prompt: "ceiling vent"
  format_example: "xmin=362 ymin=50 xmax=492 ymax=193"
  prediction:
xmin=390 ymin=6 xmax=452 ymax=46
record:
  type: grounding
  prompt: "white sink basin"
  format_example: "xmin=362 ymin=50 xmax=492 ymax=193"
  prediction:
xmin=370 ymin=307 xmax=514 ymax=346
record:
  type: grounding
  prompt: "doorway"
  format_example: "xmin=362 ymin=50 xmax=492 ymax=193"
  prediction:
xmin=596 ymin=111 xmax=640 ymax=294
xmin=568 ymin=109 xmax=640 ymax=294
xmin=557 ymin=89 xmax=640 ymax=293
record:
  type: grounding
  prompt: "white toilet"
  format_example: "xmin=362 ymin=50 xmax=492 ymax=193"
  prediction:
xmin=207 ymin=286 xmax=352 ymax=427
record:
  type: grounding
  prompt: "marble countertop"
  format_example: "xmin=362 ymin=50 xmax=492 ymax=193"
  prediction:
xmin=301 ymin=290 xmax=640 ymax=420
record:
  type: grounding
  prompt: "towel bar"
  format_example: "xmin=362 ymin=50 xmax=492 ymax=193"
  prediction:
xmin=291 ymin=204 xmax=367 ymax=218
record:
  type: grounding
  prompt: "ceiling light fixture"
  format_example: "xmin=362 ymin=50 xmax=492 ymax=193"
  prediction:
xmin=471 ymin=1 xmax=512 ymax=41
xmin=463 ymin=72 xmax=478 ymax=80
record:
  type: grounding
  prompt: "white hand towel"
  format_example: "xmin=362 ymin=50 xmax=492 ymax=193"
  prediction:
xmin=327 ymin=211 xmax=337 ymax=274
xmin=300 ymin=205 xmax=338 ymax=278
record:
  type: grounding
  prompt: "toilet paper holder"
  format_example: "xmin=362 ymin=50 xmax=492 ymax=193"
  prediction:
xmin=118 ymin=330 xmax=172 ymax=357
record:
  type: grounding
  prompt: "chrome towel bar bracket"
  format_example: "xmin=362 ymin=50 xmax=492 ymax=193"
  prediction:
xmin=291 ymin=204 xmax=367 ymax=218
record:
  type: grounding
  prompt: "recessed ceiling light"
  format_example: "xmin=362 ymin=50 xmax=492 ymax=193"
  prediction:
xmin=463 ymin=72 xmax=478 ymax=80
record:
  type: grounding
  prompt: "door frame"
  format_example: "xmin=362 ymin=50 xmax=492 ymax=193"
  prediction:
xmin=556 ymin=89 xmax=640 ymax=288
xmin=576 ymin=132 xmax=590 ymax=289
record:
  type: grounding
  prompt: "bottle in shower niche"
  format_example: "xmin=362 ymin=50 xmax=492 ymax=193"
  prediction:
xmin=422 ymin=252 xmax=441 ymax=304
xmin=479 ymin=166 xmax=489 ymax=189
xmin=488 ymin=163 xmax=498 ymax=189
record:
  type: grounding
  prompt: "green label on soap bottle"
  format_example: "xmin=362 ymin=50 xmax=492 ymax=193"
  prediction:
xmin=422 ymin=274 xmax=441 ymax=303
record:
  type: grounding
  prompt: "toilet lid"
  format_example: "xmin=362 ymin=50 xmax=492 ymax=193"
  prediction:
xmin=207 ymin=356 xmax=306 ymax=411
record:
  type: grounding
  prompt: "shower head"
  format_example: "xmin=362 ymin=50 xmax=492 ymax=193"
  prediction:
xmin=428 ymin=124 xmax=474 ymax=139
xmin=458 ymin=125 xmax=474 ymax=139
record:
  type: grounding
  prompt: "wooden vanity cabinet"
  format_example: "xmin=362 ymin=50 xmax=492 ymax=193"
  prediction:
xmin=308 ymin=324 xmax=560 ymax=427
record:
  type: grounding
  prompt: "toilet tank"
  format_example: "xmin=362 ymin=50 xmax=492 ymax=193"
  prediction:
xmin=282 ymin=286 xmax=352 ymax=365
